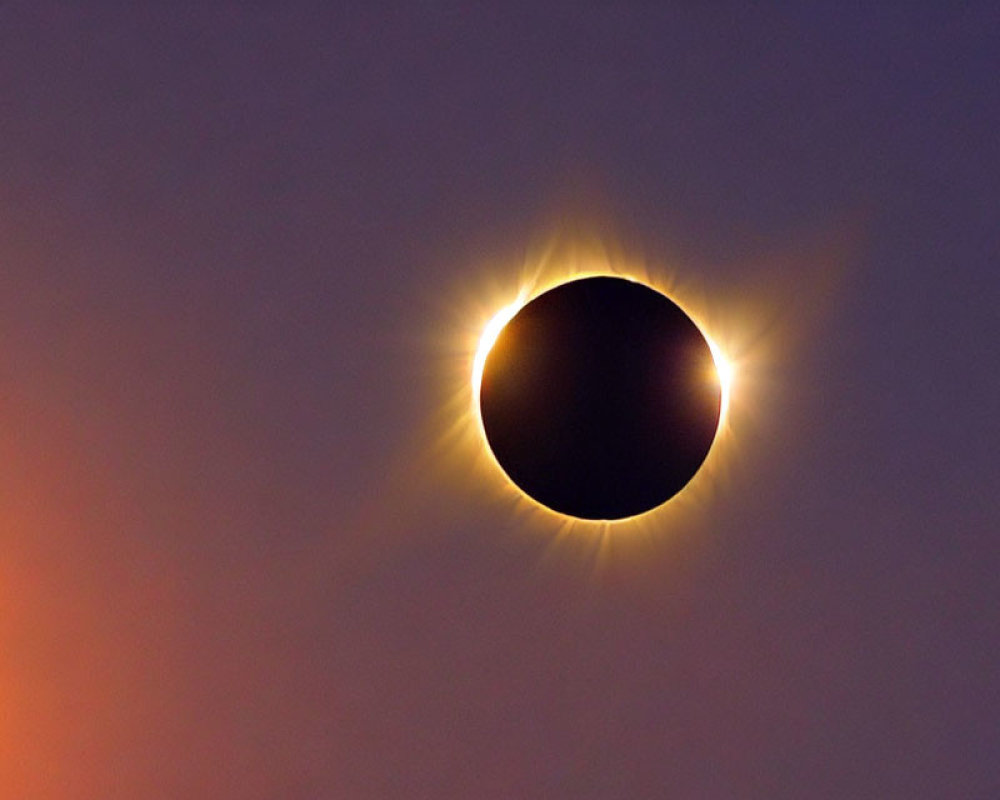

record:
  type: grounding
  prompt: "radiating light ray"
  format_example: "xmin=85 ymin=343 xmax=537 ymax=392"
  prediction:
xmin=425 ymin=233 xmax=764 ymax=542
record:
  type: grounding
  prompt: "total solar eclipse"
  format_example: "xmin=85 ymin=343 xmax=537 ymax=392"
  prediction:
xmin=478 ymin=276 xmax=722 ymax=521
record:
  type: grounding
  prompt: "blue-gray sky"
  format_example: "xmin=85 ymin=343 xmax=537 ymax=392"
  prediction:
xmin=0 ymin=3 xmax=996 ymax=797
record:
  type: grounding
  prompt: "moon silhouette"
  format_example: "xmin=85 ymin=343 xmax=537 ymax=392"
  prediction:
xmin=478 ymin=276 xmax=722 ymax=521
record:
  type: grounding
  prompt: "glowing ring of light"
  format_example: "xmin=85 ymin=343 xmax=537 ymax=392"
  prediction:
xmin=463 ymin=266 xmax=736 ymax=531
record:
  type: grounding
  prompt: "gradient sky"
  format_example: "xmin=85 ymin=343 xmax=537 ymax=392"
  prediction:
xmin=1 ymin=3 xmax=997 ymax=797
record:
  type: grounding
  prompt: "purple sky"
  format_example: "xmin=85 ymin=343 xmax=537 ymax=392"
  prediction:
xmin=0 ymin=3 xmax=997 ymax=797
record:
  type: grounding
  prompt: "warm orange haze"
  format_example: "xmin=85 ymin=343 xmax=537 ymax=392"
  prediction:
xmin=1 ymin=3 xmax=997 ymax=797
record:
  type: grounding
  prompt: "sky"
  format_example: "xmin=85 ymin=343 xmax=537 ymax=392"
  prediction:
xmin=0 ymin=3 xmax=997 ymax=797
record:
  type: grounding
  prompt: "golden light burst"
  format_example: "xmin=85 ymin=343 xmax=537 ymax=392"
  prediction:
xmin=430 ymin=234 xmax=756 ymax=540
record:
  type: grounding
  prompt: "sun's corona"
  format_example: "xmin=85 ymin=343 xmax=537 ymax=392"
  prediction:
xmin=461 ymin=264 xmax=736 ymax=531
xmin=433 ymin=238 xmax=749 ymax=536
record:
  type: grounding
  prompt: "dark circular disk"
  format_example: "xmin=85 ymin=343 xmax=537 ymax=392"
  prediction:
xmin=478 ymin=276 xmax=721 ymax=520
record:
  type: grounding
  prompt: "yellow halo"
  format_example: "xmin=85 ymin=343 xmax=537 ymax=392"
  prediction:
xmin=455 ymin=255 xmax=739 ymax=534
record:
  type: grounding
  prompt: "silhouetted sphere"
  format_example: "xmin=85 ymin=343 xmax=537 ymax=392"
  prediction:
xmin=479 ymin=276 xmax=721 ymax=520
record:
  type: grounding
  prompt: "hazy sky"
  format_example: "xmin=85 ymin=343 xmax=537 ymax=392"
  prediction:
xmin=0 ymin=3 xmax=997 ymax=797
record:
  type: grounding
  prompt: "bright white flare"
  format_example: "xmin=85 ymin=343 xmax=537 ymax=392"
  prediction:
xmin=471 ymin=299 xmax=523 ymax=402
xmin=706 ymin=336 xmax=734 ymax=429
